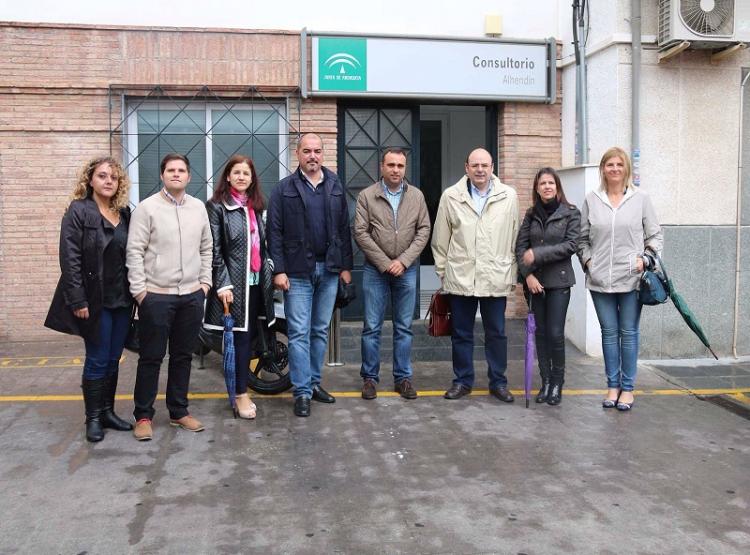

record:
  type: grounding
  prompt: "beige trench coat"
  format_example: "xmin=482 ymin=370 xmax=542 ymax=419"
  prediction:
xmin=431 ymin=175 xmax=519 ymax=297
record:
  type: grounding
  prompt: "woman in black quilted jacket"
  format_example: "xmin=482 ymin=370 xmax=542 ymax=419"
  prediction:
xmin=516 ymin=167 xmax=581 ymax=405
xmin=204 ymin=155 xmax=274 ymax=419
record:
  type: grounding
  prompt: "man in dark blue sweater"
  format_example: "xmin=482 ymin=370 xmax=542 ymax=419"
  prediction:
xmin=268 ymin=133 xmax=353 ymax=417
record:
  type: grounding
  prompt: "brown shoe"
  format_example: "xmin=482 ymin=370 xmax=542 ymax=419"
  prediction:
xmin=394 ymin=379 xmax=417 ymax=400
xmin=133 ymin=418 xmax=153 ymax=441
xmin=362 ymin=379 xmax=377 ymax=400
xmin=169 ymin=415 xmax=205 ymax=432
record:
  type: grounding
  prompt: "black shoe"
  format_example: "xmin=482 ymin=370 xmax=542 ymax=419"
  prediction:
xmin=294 ymin=396 xmax=311 ymax=417
xmin=312 ymin=385 xmax=336 ymax=404
xmin=444 ymin=383 xmax=472 ymax=400
xmin=100 ymin=373 xmax=133 ymax=431
xmin=82 ymin=378 xmax=106 ymax=442
xmin=535 ymin=380 xmax=551 ymax=404
xmin=547 ymin=382 xmax=563 ymax=406
xmin=490 ymin=387 xmax=515 ymax=403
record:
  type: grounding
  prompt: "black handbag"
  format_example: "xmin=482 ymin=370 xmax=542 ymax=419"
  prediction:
xmin=639 ymin=252 xmax=669 ymax=306
xmin=124 ymin=305 xmax=140 ymax=353
xmin=335 ymin=279 xmax=357 ymax=308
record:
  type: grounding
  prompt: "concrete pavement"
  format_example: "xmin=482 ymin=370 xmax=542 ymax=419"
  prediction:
xmin=0 ymin=337 xmax=748 ymax=554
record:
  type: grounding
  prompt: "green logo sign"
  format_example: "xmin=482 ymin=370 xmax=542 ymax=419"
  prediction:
xmin=318 ymin=38 xmax=367 ymax=91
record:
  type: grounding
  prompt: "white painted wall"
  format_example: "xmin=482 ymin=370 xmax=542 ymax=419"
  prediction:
xmin=561 ymin=0 xmax=750 ymax=228
xmin=2 ymin=0 xmax=561 ymax=39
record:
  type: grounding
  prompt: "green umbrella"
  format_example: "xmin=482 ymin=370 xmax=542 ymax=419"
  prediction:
xmin=666 ymin=276 xmax=719 ymax=360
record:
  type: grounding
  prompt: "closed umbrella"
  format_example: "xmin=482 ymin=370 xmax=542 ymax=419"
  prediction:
xmin=524 ymin=301 xmax=537 ymax=409
xmin=222 ymin=299 xmax=237 ymax=417
xmin=667 ymin=279 xmax=719 ymax=360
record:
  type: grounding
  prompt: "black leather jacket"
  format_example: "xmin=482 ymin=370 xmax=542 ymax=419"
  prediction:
xmin=203 ymin=200 xmax=275 ymax=331
xmin=516 ymin=202 xmax=581 ymax=290
xmin=44 ymin=198 xmax=132 ymax=342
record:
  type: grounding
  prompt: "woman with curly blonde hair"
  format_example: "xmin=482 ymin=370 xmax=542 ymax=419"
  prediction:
xmin=46 ymin=156 xmax=135 ymax=442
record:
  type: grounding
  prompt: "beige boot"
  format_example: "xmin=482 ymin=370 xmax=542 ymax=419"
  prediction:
xmin=235 ymin=393 xmax=257 ymax=420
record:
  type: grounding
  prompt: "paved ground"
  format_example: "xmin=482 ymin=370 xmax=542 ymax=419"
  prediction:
xmin=0 ymin=337 xmax=749 ymax=554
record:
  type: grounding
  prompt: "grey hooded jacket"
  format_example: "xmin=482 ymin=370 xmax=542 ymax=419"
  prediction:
xmin=577 ymin=187 xmax=663 ymax=293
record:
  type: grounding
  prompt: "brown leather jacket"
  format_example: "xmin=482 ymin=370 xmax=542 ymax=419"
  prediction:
xmin=353 ymin=181 xmax=431 ymax=272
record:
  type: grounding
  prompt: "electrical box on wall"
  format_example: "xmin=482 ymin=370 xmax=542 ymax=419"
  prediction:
xmin=658 ymin=0 xmax=750 ymax=50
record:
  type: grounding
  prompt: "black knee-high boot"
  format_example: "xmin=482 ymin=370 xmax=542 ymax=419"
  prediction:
xmin=101 ymin=373 xmax=133 ymax=431
xmin=535 ymin=360 xmax=551 ymax=403
xmin=547 ymin=367 xmax=564 ymax=406
xmin=82 ymin=378 xmax=106 ymax=442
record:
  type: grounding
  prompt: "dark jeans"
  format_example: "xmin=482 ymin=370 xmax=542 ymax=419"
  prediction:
xmin=233 ymin=285 xmax=261 ymax=394
xmin=133 ymin=290 xmax=205 ymax=421
xmin=449 ymin=295 xmax=508 ymax=389
xmin=526 ymin=288 xmax=571 ymax=381
xmin=82 ymin=306 xmax=131 ymax=380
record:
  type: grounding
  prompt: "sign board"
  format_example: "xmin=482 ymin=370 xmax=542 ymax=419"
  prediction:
xmin=311 ymin=35 xmax=553 ymax=102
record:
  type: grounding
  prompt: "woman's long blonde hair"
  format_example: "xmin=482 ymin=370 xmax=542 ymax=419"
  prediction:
xmin=71 ymin=156 xmax=131 ymax=210
xmin=598 ymin=146 xmax=633 ymax=192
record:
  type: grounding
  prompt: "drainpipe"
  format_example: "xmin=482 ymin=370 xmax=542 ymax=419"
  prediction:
xmin=631 ymin=0 xmax=641 ymax=185
xmin=732 ymin=71 xmax=750 ymax=358
xmin=573 ymin=0 xmax=589 ymax=164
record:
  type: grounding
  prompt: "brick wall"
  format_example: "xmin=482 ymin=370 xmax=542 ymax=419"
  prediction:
xmin=497 ymin=62 xmax=563 ymax=318
xmin=0 ymin=22 xmax=305 ymax=342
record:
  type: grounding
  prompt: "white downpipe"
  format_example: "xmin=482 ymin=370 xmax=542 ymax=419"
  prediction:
xmin=732 ymin=71 xmax=750 ymax=358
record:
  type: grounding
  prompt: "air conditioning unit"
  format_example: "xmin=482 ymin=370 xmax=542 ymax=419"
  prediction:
xmin=658 ymin=0 xmax=750 ymax=50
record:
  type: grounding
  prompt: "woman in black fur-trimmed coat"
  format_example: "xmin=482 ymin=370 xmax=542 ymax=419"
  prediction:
xmin=204 ymin=155 xmax=275 ymax=419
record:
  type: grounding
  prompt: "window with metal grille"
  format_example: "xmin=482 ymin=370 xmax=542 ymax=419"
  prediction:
xmin=109 ymin=86 xmax=301 ymax=206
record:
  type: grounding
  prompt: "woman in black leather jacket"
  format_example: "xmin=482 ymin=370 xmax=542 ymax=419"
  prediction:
xmin=45 ymin=156 xmax=134 ymax=442
xmin=516 ymin=167 xmax=581 ymax=405
xmin=204 ymin=154 xmax=275 ymax=419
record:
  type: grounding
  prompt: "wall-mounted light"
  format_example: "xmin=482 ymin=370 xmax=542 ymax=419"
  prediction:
xmin=485 ymin=15 xmax=503 ymax=37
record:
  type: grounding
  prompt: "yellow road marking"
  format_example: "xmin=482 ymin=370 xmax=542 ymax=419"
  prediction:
xmin=1 ymin=388 xmax=749 ymax=403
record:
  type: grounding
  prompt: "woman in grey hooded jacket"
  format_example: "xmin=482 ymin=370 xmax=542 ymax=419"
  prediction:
xmin=578 ymin=147 xmax=663 ymax=411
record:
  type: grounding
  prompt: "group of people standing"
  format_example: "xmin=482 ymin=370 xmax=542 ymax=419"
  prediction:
xmin=45 ymin=135 xmax=661 ymax=443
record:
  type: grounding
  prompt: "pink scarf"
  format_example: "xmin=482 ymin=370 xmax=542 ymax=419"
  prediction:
xmin=230 ymin=189 xmax=261 ymax=273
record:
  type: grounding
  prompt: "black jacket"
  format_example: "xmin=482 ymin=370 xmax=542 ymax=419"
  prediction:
xmin=203 ymin=200 xmax=275 ymax=331
xmin=267 ymin=167 xmax=353 ymax=277
xmin=44 ymin=198 xmax=132 ymax=342
xmin=516 ymin=202 xmax=581 ymax=290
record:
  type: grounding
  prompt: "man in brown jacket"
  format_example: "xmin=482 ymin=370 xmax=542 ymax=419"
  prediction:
xmin=353 ymin=148 xmax=431 ymax=400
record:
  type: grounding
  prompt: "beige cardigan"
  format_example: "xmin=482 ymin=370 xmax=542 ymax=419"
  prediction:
xmin=431 ymin=175 xmax=519 ymax=297
xmin=126 ymin=191 xmax=212 ymax=297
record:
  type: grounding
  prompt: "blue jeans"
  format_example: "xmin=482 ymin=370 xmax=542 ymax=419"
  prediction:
xmin=449 ymin=295 xmax=508 ymax=389
xmin=360 ymin=262 xmax=417 ymax=384
xmin=284 ymin=262 xmax=340 ymax=399
xmin=83 ymin=306 xmax=131 ymax=380
xmin=590 ymin=291 xmax=642 ymax=391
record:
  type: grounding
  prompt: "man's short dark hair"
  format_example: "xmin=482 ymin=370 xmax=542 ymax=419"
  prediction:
xmin=381 ymin=147 xmax=408 ymax=163
xmin=160 ymin=153 xmax=191 ymax=174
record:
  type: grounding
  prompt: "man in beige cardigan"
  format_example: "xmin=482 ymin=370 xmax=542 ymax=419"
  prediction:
xmin=354 ymin=148 xmax=431 ymax=400
xmin=126 ymin=153 xmax=213 ymax=440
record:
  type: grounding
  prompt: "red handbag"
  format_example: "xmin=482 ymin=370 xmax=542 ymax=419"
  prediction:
xmin=426 ymin=290 xmax=452 ymax=337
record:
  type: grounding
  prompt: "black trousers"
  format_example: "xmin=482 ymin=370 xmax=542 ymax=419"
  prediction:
xmin=526 ymin=288 xmax=570 ymax=381
xmin=233 ymin=285 xmax=261 ymax=394
xmin=133 ymin=290 xmax=205 ymax=421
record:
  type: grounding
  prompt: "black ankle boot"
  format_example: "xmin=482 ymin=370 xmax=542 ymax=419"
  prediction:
xmin=547 ymin=380 xmax=563 ymax=406
xmin=101 ymin=373 xmax=133 ymax=431
xmin=535 ymin=379 xmax=551 ymax=403
xmin=82 ymin=378 xmax=106 ymax=442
